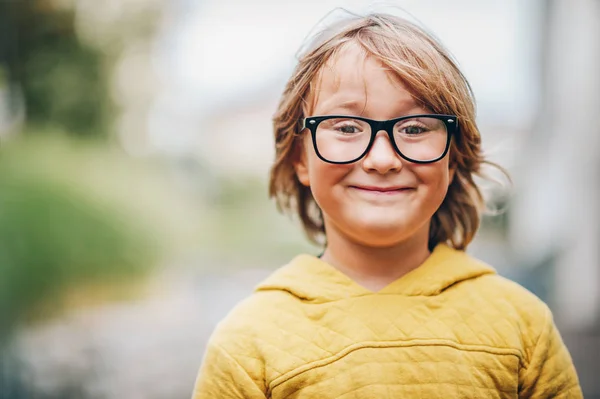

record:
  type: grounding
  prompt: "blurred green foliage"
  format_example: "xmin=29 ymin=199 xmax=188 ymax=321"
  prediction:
xmin=0 ymin=146 xmax=159 ymax=343
xmin=0 ymin=0 xmax=110 ymax=137
xmin=207 ymin=176 xmax=318 ymax=265
xmin=0 ymin=66 xmax=6 ymax=88
xmin=0 ymin=2 xmax=187 ymax=396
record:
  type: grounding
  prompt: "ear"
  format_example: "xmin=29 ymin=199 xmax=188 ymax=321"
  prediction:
xmin=293 ymin=143 xmax=311 ymax=187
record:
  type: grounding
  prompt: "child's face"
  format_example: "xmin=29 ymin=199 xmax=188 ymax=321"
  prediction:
xmin=295 ymin=42 xmax=454 ymax=248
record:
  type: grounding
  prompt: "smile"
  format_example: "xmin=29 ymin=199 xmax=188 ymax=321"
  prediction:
xmin=349 ymin=186 xmax=415 ymax=195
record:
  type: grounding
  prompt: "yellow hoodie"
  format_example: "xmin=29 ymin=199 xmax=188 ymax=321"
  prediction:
xmin=192 ymin=244 xmax=582 ymax=398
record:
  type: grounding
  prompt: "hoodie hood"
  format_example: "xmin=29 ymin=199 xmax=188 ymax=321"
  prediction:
xmin=255 ymin=244 xmax=496 ymax=303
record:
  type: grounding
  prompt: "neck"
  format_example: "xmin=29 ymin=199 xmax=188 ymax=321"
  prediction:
xmin=320 ymin=223 xmax=432 ymax=292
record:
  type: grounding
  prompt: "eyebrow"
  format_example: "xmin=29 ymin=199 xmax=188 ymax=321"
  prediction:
xmin=313 ymin=94 xmax=425 ymax=117
xmin=314 ymin=99 xmax=368 ymax=116
xmin=313 ymin=103 xmax=428 ymax=119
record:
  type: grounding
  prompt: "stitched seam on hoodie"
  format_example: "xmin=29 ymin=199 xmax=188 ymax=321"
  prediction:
xmin=214 ymin=343 xmax=266 ymax=394
xmin=269 ymin=339 xmax=523 ymax=391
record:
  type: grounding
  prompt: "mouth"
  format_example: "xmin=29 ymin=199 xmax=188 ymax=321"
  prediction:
xmin=349 ymin=185 xmax=415 ymax=195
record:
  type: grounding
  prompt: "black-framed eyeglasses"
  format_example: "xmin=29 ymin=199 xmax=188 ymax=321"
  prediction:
xmin=299 ymin=114 xmax=458 ymax=164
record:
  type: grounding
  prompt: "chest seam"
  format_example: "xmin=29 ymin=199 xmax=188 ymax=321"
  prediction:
xmin=268 ymin=338 xmax=523 ymax=393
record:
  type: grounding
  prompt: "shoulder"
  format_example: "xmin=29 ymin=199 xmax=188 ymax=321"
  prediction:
xmin=471 ymin=275 xmax=582 ymax=396
xmin=200 ymin=288 xmax=300 ymax=389
xmin=436 ymin=245 xmax=552 ymax=330
xmin=462 ymin=272 xmax=554 ymax=358
xmin=206 ymin=281 xmax=303 ymax=355
xmin=211 ymin=289 xmax=294 ymax=337
xmin=194 ymin=286 xmax=294 ymax=396
xmin=473 ymin=273 xmax=551 ymax=319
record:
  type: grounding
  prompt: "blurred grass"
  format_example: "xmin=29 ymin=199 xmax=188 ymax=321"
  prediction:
xmin=1 ymin=131 xmax=208 ymax=255
xmin=0 ymin=132 xmax=317 ymax=335
xmin=0 ymin=132 xmax=203 ymax=339
xmin=205 ymin=176 xmax=319 ymax=267
xmin=0 ymin=129 xmax=324 ymax=343
xmin=0 ymin=170 xmax=155 ymax=329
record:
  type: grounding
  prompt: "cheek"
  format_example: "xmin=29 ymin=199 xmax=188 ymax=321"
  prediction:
xmin=412 ymin=161 xmax=452 ymax=198
xmin=308 ymin=155 xmax=350 ymax=187
xmin=306 ymin=152 xmax=353 ymax=200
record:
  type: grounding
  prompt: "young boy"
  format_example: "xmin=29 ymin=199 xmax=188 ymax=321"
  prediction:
xmin=192 ymin=12 xmax=582 ymax=398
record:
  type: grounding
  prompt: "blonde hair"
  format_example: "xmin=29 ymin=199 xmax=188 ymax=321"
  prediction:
xmin=269 ymin=12 xmax=507 ymax=251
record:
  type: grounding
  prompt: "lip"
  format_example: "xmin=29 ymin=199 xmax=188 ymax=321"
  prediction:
xmin=350 ymin=185 xmax=414 ymax=194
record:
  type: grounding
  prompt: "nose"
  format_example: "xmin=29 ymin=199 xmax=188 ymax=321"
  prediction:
xmin=361 ymin=130 xmax=403 ymax=174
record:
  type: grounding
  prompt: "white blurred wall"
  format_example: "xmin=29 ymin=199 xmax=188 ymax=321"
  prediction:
xmin=510 ymin=0 xmax=600 ymax=330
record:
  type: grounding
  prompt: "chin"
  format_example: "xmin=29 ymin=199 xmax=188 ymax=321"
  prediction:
xmin=352 ymin=232 xmax=412 ymax=248
xmin=346 ymin=219 xmax=421 ymax=248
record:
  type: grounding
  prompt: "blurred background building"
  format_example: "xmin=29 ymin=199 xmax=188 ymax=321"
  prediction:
xmin=0 ymin=0 xmax=598 ymax=398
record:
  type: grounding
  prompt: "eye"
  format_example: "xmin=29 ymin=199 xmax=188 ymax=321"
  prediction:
xmin=331 ymin=120 xmax=365 ymax=134
xmin=336 ymin=124 xmax=361 ymax=134
xmin=399 ymin=124 xmax=427 ymax=135
xmin=318 ymin=117 xmax=369 ymax=137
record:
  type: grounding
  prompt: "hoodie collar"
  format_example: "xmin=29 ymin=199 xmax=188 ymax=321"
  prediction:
xmin=255 ymin=244 xmax=496 ymax=303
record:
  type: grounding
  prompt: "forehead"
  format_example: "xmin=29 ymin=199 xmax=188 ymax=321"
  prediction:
xmin=308 ymin=41 xmax=420 ymax=116
xmin=320 ymin=42 xmax=402 ymax=92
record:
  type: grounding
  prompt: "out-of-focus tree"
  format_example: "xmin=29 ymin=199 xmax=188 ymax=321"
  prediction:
xmin=0 ymin=0 xmax=171 ymax=336
xmin=0 ymin=168 xmax=158 ymax=344
xmin=0 ymin=140 xmax=163 ymax=397
xmin=0 ymin=1 xmax=169 ymax=396
xmin=0 ymin=0 xmax=164 ymax=140
xmin=0 ymin=0 xmax=110 ymax=137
